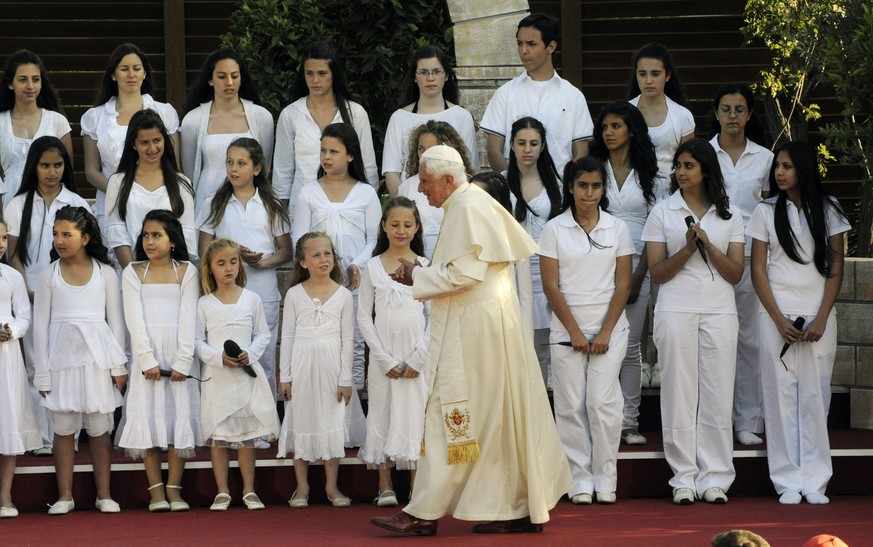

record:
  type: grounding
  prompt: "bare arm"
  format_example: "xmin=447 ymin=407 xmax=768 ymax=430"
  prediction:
xmin=590 ymin=254 xmax=633 ymax=354
xmin=540 ymin=255 xmax=588 ymax=352
xmin=750 ymin=238 xmax=803 ymax=344
xmin=61 ymin=133 xmax=75 ymax=170
xmin=804 ymin=233 xmax=845 ymax=342
xmin=82 ymin=136 xmax=109 ymax=192
xmin=385 ymin=172 xmax=401 ymax=198
xmin=647 ymin=239 xmax=694 ymax=285
xmin=253 ymin=233 xmax=292 ymax=269
xmin=571 ymin=140 xmax=589 ymax=162
xmin=486 ymin=133 xmax=507 ymax=173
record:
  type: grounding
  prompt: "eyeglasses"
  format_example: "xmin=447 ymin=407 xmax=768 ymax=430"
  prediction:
xmin=718 ymin=106 xmax=748 ymax=116
xmin=415 ymin=69 xmax=446 ymax=78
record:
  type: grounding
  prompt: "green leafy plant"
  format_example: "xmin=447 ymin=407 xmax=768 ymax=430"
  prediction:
xmin=221 ymin=0 xmax=454 ymax=169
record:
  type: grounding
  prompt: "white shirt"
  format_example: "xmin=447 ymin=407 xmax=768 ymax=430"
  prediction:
xmin=197 ymin=189 xmax=289 ymax=302
xmin=538 ymin=209 xmax=635 ymax=311
xmin=746 ymin=197 xmax=850 ymax=316
xmin=629 ymin=95 xmax=694 ymax=182
xmin=273 ymin=97 xmax=378 ymax=207
xmin=4 ymin=185 xmax=91 ymax=287
xmin=381 ymin=106 xmax=479 ymax=183
xmin=710 ymin=136 xmax=773 ymax=255
xmin=480 ymin=70 xmax=594 ymax=172
xmin=80 ymin=95 xmax=180 ymax=216
xmin=604 ymin=163 xmax=656 ymax=256
xmin=105 ymin=173 xmax=197 ymax=258
xmin=642 ymin=191 xmax=745 ymax=314
xmin=291 ymin=182 xmax=381 ymax=271
xmin=0 ymin=109 xmax=72 ymax=202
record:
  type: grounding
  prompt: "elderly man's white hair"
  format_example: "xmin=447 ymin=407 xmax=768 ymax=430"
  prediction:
xmin=420 ymin=145 xmax=468 ymax=184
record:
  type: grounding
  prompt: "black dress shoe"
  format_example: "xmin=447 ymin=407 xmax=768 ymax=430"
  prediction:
xmin=370 ymin=511 xmax=439 ymax=536
xmin=472 ymin=516 xmax=543 ymax=533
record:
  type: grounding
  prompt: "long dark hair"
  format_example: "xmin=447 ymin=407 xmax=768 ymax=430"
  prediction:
xmin=589 ymin=101 xmax=658 ymax=205
xmin=372 ymin=197 xmax=424 ymax=257
xmin=768 ymin=141 xmax=847 ymax=276
xmin=561 ymin=157 xmax=611 ymax=249
xmin=707 ymin=83 xmax=768 ymax=147
xmin=96 ymin=43 xmax=154 ymax=105
xmin=400 ymin=45 xmax=460 ymax=106
xmin=49 ymin=206 xmax=111 ymax=265
xmin=290 ymin=232 xmax=343 ymax=287
xmin=133 ymin=209 xmax=190 ymax=262
xmin=470 ymin=171 xmax=513 ymax=213
xmin=628 ymin=43 xmax=687 ymax=107
xmin=0 ymin=50 xmax=64 ymax=113
xmin=184 ymin=47 xmax=261 ymax=114
xmin=13 ymin=136 xmax=75 ymax=267
xmin=317 ymin=123 xmax=367 ymax=181
xmin=669 ymin=139 xmax=732 ymax=220
xmin=289 ymin=42 xmax=355 ymax=126
xmin=202 ymin=137 xmax=290 ymax=230
xmin=114 ymin=109 xmax=191 ymax=220
xmin=507 ymin=117 xmax=562 ymax=223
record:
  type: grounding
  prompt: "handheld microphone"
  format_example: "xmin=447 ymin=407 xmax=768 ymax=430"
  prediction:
xmin=141 ymin=369 xmax=210 ymax=382
xmin=684 ymin=216 xmax=708 ymax=264
xmin=779 ymin=317 xmax=806 ymax=359
xmin=224 ymin=340 xmax=257 ymax=378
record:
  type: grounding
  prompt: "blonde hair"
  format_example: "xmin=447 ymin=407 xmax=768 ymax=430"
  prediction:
xmin=290 ymin=232 xmax=344 ymax=286
xmin=200 ymin=238 xmax=247 ymax=293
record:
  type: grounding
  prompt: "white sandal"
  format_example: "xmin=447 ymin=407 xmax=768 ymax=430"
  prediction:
xmin=210 ymin=493 xmax=232 ymax=511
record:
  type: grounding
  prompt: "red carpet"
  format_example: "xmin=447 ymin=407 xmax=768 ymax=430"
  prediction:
xmin=1 ymin=496 xmax=869 ymax=546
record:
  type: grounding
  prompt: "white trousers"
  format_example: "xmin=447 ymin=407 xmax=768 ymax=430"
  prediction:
xmin=654 ymin=311 xmax=738 ymax=496
xmin=551 ymin=311 xmax=628 ymax=495
xmin=759 ymin=310 xmax=835 ymax=496
xmin=620 ymin=255 xmax=650 ymax=429
xmin=733 ymin=260 xmax=763 ymax=433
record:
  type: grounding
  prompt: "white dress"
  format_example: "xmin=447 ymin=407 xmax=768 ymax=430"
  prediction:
xmin=277 ymin=284 xmax=365 ymax=460
xmin=118 ymin=262 xmax=202 ymax=458
xmin=509 ymin=187 xmax=552 ymax=329
xmin=105 ymin=173 xmax=197 ymax=260
xmin=0 ymin=109 xmax=72 ymax=206
xmin=196 ymin=289 xmax=279 ymax=444
xmin=0 ymin=264 xmax=41 ymax=455
xmin=32 ymin=260 xmax=127 ymax=413
xmin=356 ymin=256 xmax=429 ymax=469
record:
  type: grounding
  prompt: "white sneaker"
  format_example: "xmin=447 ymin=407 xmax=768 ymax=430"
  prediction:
xmin=621 ymin=429 xmax=647 ymax=445
xmin=703 ymin=487 xmax=728 ymax=504
xmin=779 ymin=490 xmax=801 ymax=504
xmin=571 ymin=493 xmax=592 ymax=505
xmin=640 ymin=362 xmax=652 ymax=388
xmin=649 ymin=364 xmax=661 ymax=388
xmin=596 ymin=492 xmax=616 ymax=504
xmin=254 ymin=439 xmax=271 ymax=450
xmin=47 ymin=499 xmax=75 ymax=515
xmin=672 ymin=488 xmax=695 ymax=505
xmin=736 ymin=431 xmax=764 ymax=445
xmin=804 ymin=493 xmax=829 ymax=504
xmin=95 ymin=498 xmax=121 ymax=513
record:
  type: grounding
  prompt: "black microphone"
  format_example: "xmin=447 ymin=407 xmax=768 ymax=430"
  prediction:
xmin=779 ymin=317 xmax=806 ymax=359
xmin=142 ymin=369 xmax=210 ymax=382
xmin=684 ymin=216 xmax=708 ymax=264
xmin=224 ymin=340 xmax=257 ymax=378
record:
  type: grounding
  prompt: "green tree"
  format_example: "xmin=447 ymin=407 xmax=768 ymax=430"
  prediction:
xmin=221 ymin=0 xmax=454 ymax=175
xmin=821 ymin=1 xmax=873 ymax=255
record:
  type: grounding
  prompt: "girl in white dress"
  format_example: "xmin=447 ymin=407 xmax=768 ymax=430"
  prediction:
xmin=81 ymin=43 xmax=180 ymax=229
xmin=0 ymin=219 xmax=41 ymax=518
xmin=181 ymin=48 xmax=274 ymax=218
xmin=118 ymin=210 xmax=201 ymax=512
xmin=357 ymin=198 xmax=430 ymax=507
xmin=397 ymin=120 xmax=476 ymax=259
xmin=5 ymin=137 xmax=91 ymax=456
xmin=748 ymin=141 xmax=850 ymax=505
xmin=106 ymin=109 xmax=196 ymax=269
xmin=382 ymin=45 xmax=479 ymax=196
xmin=540 ymin=157 xmax=634 ymax=505
xmin=0 ymin=50 xmax=73 ymax=207
xmin=273 ymin=41 xmax=378 ymax=208
xmin=196 ymin=238 xmax=278 ymax=512
xmin=628 ymin=43 xmax=695 ymax=183
xmin=278 ymin=232 xmax=354 ymax=509
xmin=33 ymin=206 xmax=128 ymax=515
xmin=292 ymin=123 xmax=381 ymax=393
xmin=197 ymin=138 xmax=292 ymax=399
xmin=589 ymin=101 xmax=660 ymax=446
xmin=505 ymin=117 xmax=562 ymax=385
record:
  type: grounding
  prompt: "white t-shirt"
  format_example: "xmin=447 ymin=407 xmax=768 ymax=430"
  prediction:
xmin=710 ymin=136 xmax=774 ymax=256
xmin=538 ymin=209 xmax=635 ymax=313
xmin=197 ymin=189 xmax=289 ymax=302
xmin=746 ymin=197 xmax=850 ymax=316
xmin=629 ymin=95 xmax=694 ymax=182
xmin=480 ymin=70 xmax=594 ymax=172
xmin=272 ymin=97 xmax=378 ymax=207
xmin=80 ymin=95 xmax=180 ymax=217
xmin=381 ymin=105 xmax=479 ymax=183
xmin=0 ymin=109 xmax=72 ymax=203
xmin=641 ymin=191 xmax=745 ymax=314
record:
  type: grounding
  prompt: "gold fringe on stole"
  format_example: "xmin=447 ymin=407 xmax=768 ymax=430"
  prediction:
xmin=447 ymin=441 xmax=480 ymax=464
xmin=420 ymin=438 xmax=426 ymax=457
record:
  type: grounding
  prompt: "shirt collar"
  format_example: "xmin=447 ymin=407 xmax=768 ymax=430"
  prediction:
xmin=229 ymin=188 xmax=262 ymax=205
xmin=556 ymin=208 xmax=615 ymax=232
